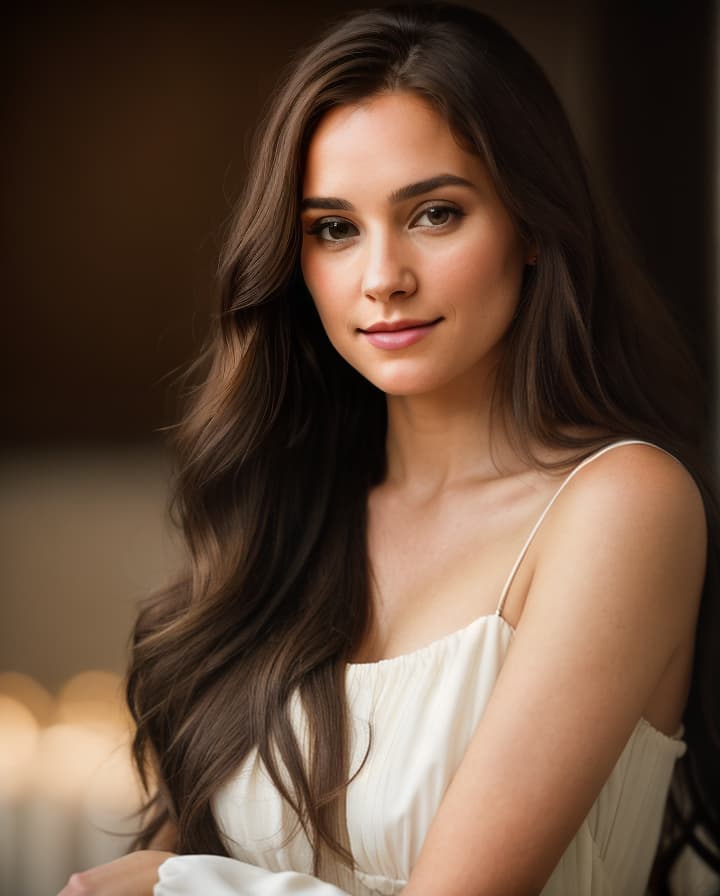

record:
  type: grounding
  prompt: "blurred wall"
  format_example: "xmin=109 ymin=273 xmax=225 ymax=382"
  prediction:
xmin=3 ymin=0 xmax=716 ymax=448
xmin=0 ymin=448 xmax=180 ymax=690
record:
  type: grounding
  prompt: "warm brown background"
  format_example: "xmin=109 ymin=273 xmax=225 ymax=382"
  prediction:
xmin=2 ymin=0 xmax=718 ymax=690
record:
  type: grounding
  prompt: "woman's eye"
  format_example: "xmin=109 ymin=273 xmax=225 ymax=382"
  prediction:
xmin=413 ymin=205 xmax=462 ymax=228
xmin=307 ymin=219 xmax=359 ymax=243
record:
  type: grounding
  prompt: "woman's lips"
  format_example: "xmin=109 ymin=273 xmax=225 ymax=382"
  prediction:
xmin=359 ymin=318 xmax=442 ymax=350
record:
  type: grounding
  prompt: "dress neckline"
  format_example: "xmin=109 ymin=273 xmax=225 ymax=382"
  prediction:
xmin=345 ymin=609 xmax=513 ymax=670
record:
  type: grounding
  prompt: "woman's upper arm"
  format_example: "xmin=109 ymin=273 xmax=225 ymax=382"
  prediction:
xmin=404 ymin=446 xmax=707 ymax=896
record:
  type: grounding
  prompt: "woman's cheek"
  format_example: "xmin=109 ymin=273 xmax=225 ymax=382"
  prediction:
xmin=303 ymin=261 xmax=347 ymax=335
xmin=301 ymin=251 xmax=326 ymax=305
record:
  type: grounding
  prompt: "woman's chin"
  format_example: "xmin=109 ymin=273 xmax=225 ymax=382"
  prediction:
xmin=364 ymin=372 xmax=453 ymax=399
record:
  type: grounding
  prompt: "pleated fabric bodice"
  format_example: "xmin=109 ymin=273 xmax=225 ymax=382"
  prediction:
xmin=212 ymin=610 xmax=685 ymax=896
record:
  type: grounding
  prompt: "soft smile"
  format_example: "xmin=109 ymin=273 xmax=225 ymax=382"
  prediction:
xmin=358 ymin=317 xmax=443 ymax=350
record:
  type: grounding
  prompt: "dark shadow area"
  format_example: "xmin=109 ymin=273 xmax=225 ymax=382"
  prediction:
xmin=3 ymin=0 xmax=716 ymax=447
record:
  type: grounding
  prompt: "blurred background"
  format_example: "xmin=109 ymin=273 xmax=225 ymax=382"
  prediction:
xmin=2 ymin=1 xmax=718 ymax=894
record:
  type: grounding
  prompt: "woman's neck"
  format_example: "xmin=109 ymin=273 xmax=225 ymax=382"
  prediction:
xmin=383 ymin=383 xmax=519 ymax=502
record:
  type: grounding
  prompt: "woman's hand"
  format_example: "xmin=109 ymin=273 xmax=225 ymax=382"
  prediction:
xmin=57 ymin=850 xmax=175 ymax=896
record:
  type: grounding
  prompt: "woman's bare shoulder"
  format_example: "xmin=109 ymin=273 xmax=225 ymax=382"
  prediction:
xmin=528 ymin=439 xmax=707 ymax=648
xmin=551 ymin=440 xmax=706 ymax=529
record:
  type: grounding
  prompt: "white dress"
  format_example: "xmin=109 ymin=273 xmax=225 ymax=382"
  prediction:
xmin=155 ymin=440 xmax=687 ymax=896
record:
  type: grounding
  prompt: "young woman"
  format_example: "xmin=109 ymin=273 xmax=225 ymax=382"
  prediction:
xmin=60 ymin=3 xmax=720 ymax=895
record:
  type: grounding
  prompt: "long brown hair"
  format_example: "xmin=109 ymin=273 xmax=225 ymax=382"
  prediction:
xmin=126 ymin=3 xmax=720 ymax=888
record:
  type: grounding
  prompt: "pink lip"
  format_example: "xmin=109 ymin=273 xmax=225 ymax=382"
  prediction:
xmin=359 ymin=318 xmax=442 ymax=349
xmin=362 ymin=318 xmax=439 ymax=333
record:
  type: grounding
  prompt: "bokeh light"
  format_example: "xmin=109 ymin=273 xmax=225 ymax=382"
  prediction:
xmin=0 ymin=695 xmax=39 ymax=801
xmin=0 ymin=672 xmax=53 ymax=726
xmin=55 ymin=669 xmax=132 ymax=734
xmin=0 ymin=668 xmax=141 ymax=895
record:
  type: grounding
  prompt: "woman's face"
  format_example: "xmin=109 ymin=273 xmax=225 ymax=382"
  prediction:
xmin=300 ymin=91 xmax=531 ymax=398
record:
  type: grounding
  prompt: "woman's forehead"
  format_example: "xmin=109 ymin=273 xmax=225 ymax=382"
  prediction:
xmin=301 ymin=92 xmax=490 ymax=200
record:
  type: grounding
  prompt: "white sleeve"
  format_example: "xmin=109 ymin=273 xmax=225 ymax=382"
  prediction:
xmin=154 ymin=855 xmax=352 ymax=896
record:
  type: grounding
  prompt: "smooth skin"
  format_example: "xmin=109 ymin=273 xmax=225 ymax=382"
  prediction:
xmin=62 ymin=91 xmax=706 ymax=894
xmin=300 ymin=94 xmax=529 ymax=403
xmin=57 ymin=851 xmax=174 ymax=896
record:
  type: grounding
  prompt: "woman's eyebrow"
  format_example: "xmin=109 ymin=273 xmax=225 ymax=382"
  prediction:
xmin=390 ymin=173 xmax=476 ymax=203
xmin=300 ymin=173 xmax=477 ymax=213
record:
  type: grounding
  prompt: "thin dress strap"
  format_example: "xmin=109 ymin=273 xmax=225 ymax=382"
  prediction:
xmin=494 ymin=439 xmax=672 ymax=618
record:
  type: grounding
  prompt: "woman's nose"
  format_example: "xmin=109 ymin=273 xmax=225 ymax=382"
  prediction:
xmin=361 ymin=233 xmax=417 ymax=303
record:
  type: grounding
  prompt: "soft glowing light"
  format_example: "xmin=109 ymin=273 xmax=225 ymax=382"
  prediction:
xmin=0 ymin=695 xmax=40 ymax=799
xmin=0 ymin=672 xmax=53 ymax=725
xmin=31 ymin=723 xmax=121 ymax=804
xmin=55 ymin=669 xmax=132 ymax=733
xmin=83 ymin=735 xmax=143 ymax=816
xmin=0 ymin=670 xmax=142 ymax=890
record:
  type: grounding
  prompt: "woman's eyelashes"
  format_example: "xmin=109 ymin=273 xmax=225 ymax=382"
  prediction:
xmin=306 ymin=218 xmax=359 ymax=243
xmin=412 ymin=204 xmax=466 ymax=228
xmin=304 ymin=203 xmax=466 ymax=247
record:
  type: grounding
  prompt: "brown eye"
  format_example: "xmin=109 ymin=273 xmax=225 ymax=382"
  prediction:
xmin=307 ymin=218 xmax=359 ymax=243
xmin=413 ymin=205 xmax=463 ymax=228
xmin=426 ymin=206 xmax=451 ymax=225
xmin=325 ymin=221 xmax=356 ymax=240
